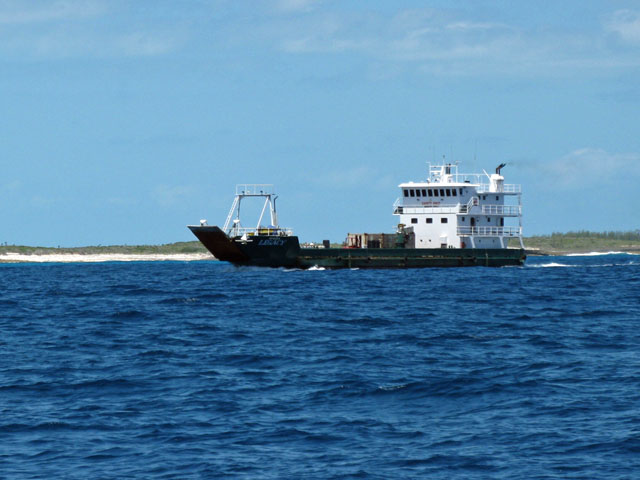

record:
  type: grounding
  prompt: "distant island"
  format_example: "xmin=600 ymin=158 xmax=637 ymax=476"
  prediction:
xmin=0 ymin=231 xmax=639 ymax=259
xmin=523 ymin=230 xmax=640 ymax=255
xmin=0 ymin=241 xmax=208 ymax=256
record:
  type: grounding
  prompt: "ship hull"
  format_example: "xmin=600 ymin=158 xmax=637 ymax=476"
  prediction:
xmin=297 ymin=247 xmax=525 ymax=268
xmin=189 ymin=225 xmax=526 ymax=268
xmin=188 ymin=225 xmax=301 ymax=267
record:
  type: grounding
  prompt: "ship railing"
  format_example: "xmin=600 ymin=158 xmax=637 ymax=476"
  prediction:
xmin=457 ymin=226 xmax=522 ymax=237
xmin=394 ymin=205 xmax=461 ymax=215
xmin=458 ymin=197 xmax=479 ymax=214
xmin=429 ymin=167 xmax=485 ymax=185
xmin=229 ymin=226 xmax=293 ymax=237
xmin=476 ymin=183 xmax=521 ymax=194
xmin=394 ymin=201 xmax=521 ymax=217
xmin=480 ymin=205 xmax=521 ymax=216
xmin=235 ymin=184 xmax=275 ymax=196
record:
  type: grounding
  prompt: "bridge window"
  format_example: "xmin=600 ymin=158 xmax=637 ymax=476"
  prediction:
xmin=411 ymin=218 xmax=418 ymax=224
xmin=428 ymin=189 xmax=433 ymax=197
xmin=452 ymin=189 xmax=457 ymax=196
xmin=403 ymin=189 xmax=408 ymax=197
xmin=410 ymin=189 xmax=415 ymax=197
xmin=426 ymin=218 xmax=433 ymax=223
xmin=445 ymin=189 xmax=451 ymax=196
xmin=440 ymin=189 xmax=445 ymax=197
xmin=421 ymin=189 xmax=427 ymax=197
xmin=459 ymin=188 xmax=463 ymax=195
xmin=441 ymin=218 xmax=448 ymax=223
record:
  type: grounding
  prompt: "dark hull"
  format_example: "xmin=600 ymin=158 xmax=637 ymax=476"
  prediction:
xmin=188 ymin=225 xmax=300 ymax=267
xmin=298 ymin=247 xmax=525 ymax=268
xmin=189 ymin=225 xmax=526 ymax=268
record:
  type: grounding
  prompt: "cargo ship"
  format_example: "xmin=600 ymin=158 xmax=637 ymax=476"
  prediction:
xmin=188 ymin=163 xmax=526 ymax=268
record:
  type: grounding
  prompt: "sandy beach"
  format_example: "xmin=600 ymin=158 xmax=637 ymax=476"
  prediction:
xmin=0 ymin=252 xmax=215 ymax=263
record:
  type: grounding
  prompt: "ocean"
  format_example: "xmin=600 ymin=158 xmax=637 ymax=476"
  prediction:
xmin=1 ymin=254 xmax=639 ymax=479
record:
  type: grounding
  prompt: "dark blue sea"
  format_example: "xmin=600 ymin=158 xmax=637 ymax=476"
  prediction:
xmin=1 ymin=254 xmax=639 ymax=479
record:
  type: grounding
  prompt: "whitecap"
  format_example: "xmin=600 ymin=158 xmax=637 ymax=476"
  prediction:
xmin=378 ymin=384 xmax=408 ymax=391
xmin=566 ymin=251 xmax=639 ymax=257
xmin=532 ymin=262 xmax=571 ymax=268
xmin=307 ymin=265 xmax=326 ymax=271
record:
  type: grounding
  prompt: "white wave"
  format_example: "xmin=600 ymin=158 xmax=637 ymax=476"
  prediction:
xmin=531 ymin=260 xmax=639 ymax=268
xmin=531 ymin=262 xmax=572 ymax=268
xmin=307 ymin=265 xmax=326 ymax=271
xmin=0 ymin=252 xmax=214 ymax=263
xmin=566 ymin=251 xmax=639 ymax=257
xmin=378 ymin=383 xmax=408 ymax=391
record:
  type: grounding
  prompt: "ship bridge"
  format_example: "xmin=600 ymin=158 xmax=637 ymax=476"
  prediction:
xmin=394 ymin=163 xmax=523 ymax=249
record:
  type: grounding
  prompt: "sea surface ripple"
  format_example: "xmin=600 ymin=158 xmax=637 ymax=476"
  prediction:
xmin=1 ymin=254 xmax=639 ymax=479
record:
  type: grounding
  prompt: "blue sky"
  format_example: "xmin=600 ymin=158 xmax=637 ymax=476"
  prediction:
xmin=1 ymin=0 xmax=639 ymax=246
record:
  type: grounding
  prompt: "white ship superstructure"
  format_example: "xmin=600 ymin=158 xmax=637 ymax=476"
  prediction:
xmin=393 ymin=163 xmax=523 ymax=249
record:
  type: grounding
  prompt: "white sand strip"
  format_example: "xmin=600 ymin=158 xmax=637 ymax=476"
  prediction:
xmin=0 ymin=253 xmax=215 ymax=263
xmin=565 ymin=251 xmax=639 ymax=256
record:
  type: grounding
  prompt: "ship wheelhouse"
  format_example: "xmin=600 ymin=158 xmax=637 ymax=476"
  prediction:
xmin=393 ymin=163 xmax=523 ymax=249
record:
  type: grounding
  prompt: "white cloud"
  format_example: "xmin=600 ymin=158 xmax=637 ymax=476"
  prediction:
xmin=107 ymin=197 xmax=137 ymax=206
xmin=276 ymin=0 xmax=322 ymax=13
xmin=308 ymin=165 xmax=394 ymax=191
xmin=0 ymin=0 xmax=105 ymax=24
xmin=271 ymin=7 xmax=640 ymax=75
xmin=115 ymin=32 xmax=180 ymax=57
xmin=1 ymin=180 xmax=22 ymax=192
xmin=0 ymin=28 xmax=181 ymax=58
xmin=607 ymin=9 xmax=640 ymax=44
xmin=152 ymin=185 xmax=195 ymax=207
xmin=0 ymin=1 xmax=182 ymax=59
xmin=31 ymin=195 xmax=57 ymax=208
xmin=544 ymin=148 xmax=640 ymax=187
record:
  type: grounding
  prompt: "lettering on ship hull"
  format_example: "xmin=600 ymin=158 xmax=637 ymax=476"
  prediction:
xmin=257 ymin=238 xmax=286 ymax=246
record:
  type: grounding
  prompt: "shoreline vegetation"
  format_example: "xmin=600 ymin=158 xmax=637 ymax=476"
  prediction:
xmin=0 ymin=232 xmax=639 ymax=262
xmin=523 ymin=231 xmax=640 ymax=255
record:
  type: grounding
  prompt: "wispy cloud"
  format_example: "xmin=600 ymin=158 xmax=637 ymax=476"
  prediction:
xmin=0 ymin=1 xmax=182 ymax=58
xmin=0 ymin=0 xmax=105 ymax=24
xmin=152 ymin=185 xmax=195 ymax=207
xmin=0 ymin=29 xmax=181 ymax=58
xmin=107 ymin=197 xmax=137 ymax=207
xmin=308 ymin=165 xmax=394 ymax=191
xmin=31 ymin=195 xmax=58 ymax=208
xmin=114 ymin=32 xmax=180 ymax=57
xmin=543 ymin=148 xmax=640 ymax=188
xmin=4 ymin=3 xmax=640 ymax=70
xmin=606 ymin=9 xmax=640 ymax=44
xmin=1 ymin=180 xmax=22 ymax=192
xmin=275 ymin=0 xmax=322 ymax=13
xmin=270 ymin=6 xmax=640 ymax=75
